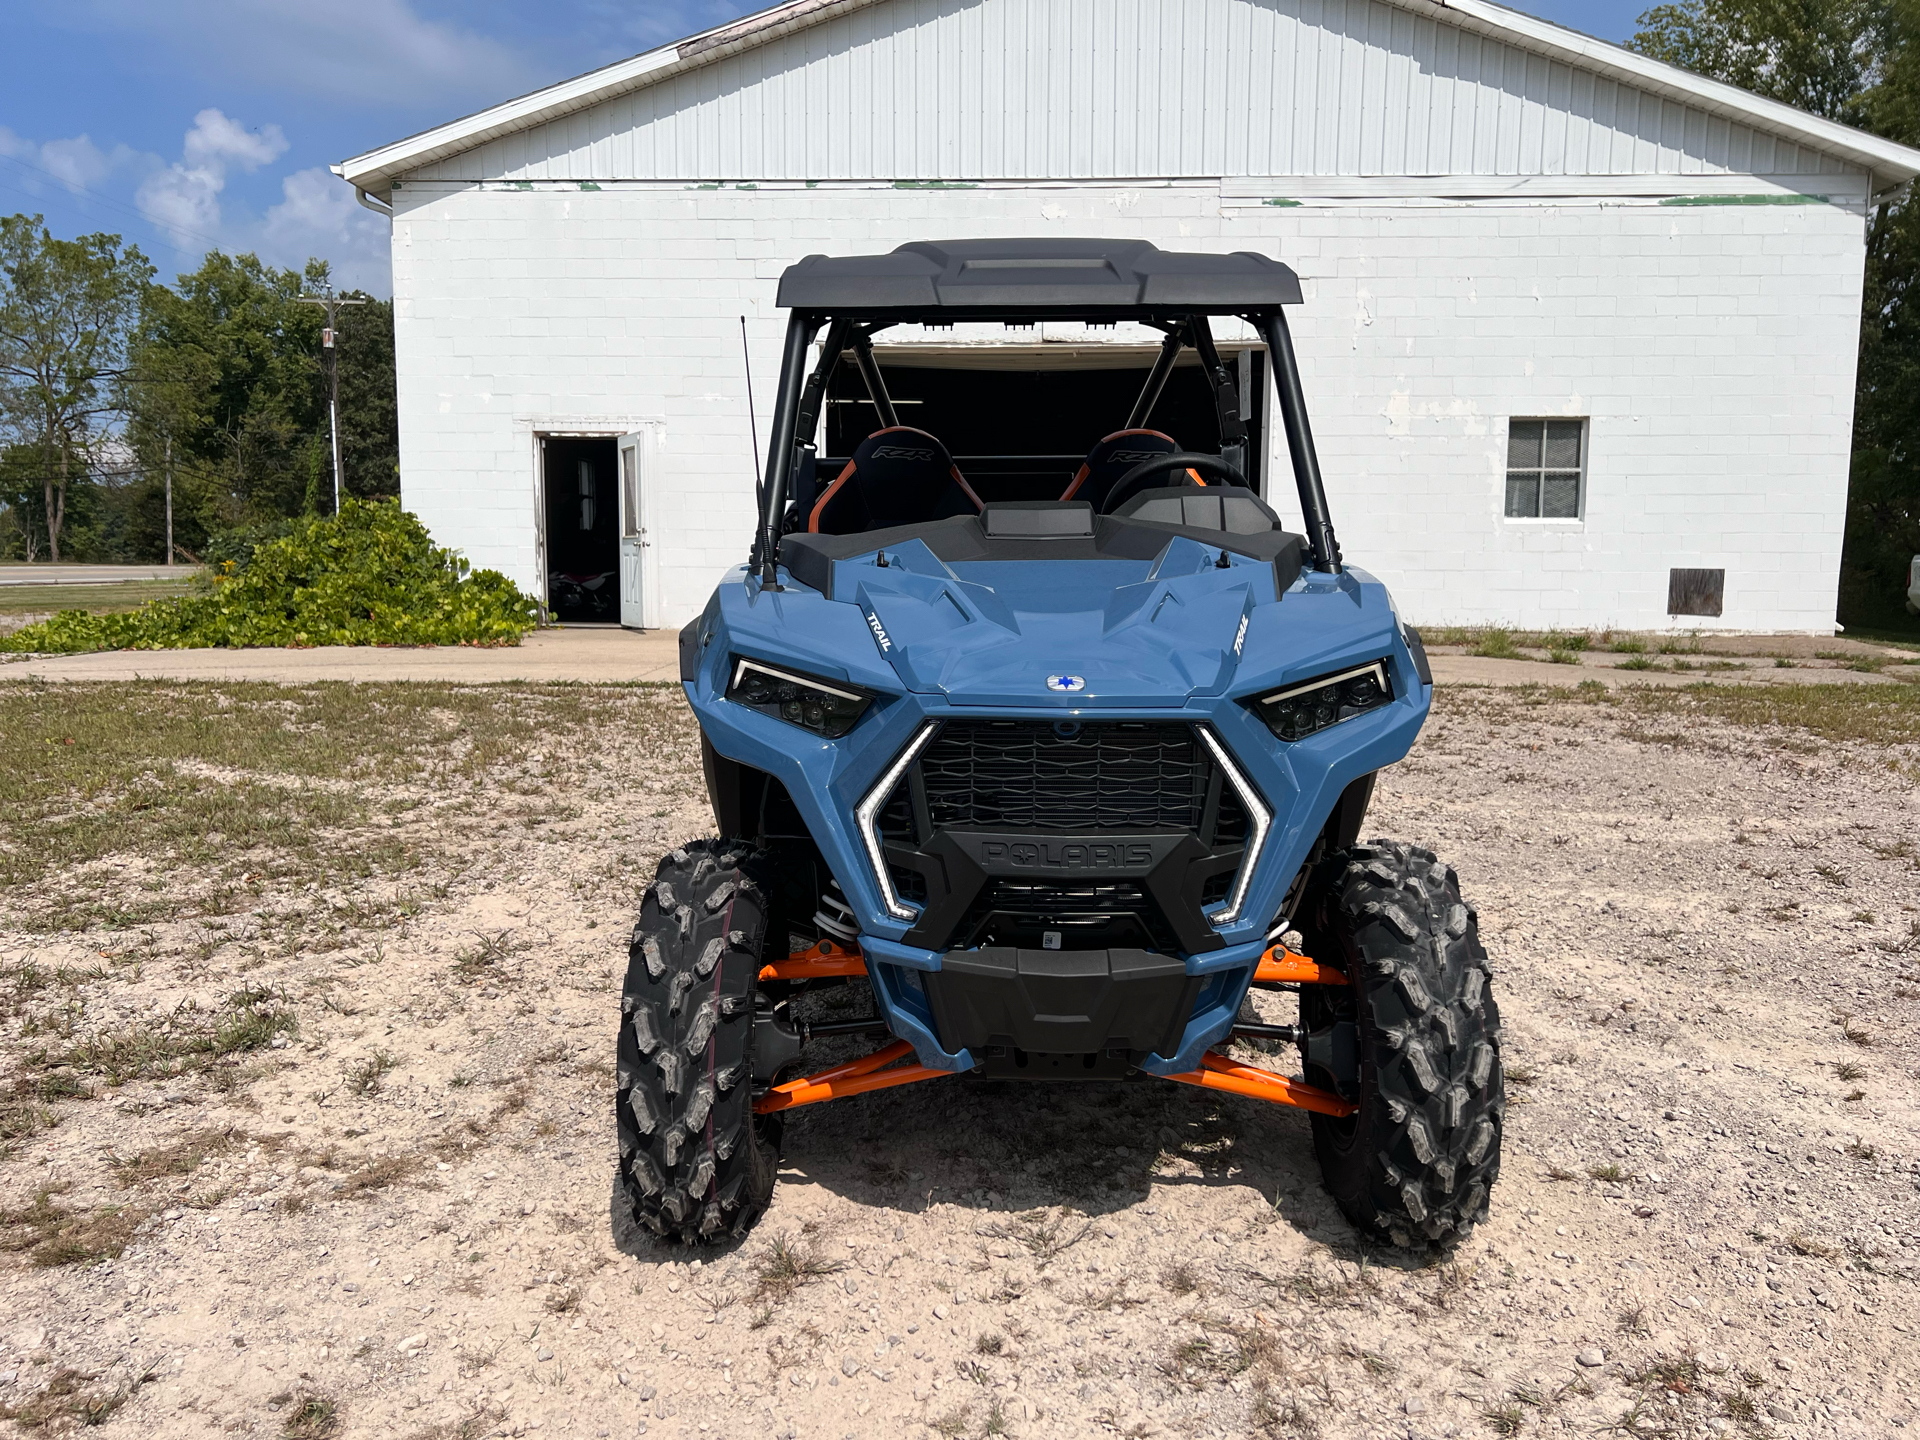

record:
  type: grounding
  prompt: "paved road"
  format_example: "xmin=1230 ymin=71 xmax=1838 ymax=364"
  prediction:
xmin=2 ymin=626 xmax=1910 ymax=688
xmin=0 ymin=564 xmax=199 ymax=586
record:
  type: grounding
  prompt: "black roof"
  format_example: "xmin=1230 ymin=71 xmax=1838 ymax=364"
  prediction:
xmin=774 ymin=239 xmax=1302 ymax=317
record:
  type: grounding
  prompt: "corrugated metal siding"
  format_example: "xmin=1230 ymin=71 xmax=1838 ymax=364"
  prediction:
xmin=407 ymin=0 xmax=1856 ymax=183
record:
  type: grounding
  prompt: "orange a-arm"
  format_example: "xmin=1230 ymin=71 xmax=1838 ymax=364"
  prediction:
xmin=1253 ymin=944 xmax=1347 ymax=986
xmin=750 ymin=941 xmax=1354 ymax=1117
xmin=760 ymin=938 xmax=869 ymax=983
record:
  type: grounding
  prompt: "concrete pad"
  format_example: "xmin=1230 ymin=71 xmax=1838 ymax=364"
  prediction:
xmin=1428 ymin=654 xmax=1909 ymax=689
xmin=0 ymin=626 xmax=683 ymax=685
xmin=3 ymin=627 xmax=1912 ymax=690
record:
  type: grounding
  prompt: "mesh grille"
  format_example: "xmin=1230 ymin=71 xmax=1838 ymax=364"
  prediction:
xmin=919 ymin=720 xmax=1209 ymax=832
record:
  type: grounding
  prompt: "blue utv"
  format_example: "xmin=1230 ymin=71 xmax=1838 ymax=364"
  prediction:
xmin=618 ymin=239 xmax=1504 ymax=1250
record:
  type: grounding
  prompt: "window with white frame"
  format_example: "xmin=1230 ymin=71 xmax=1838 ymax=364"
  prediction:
xmin=1505 ymin=418 xmax=1585 ymax=519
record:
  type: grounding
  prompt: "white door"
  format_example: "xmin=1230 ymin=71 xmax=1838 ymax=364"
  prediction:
xmin=617 ymin=431 xmax=651 ymax=629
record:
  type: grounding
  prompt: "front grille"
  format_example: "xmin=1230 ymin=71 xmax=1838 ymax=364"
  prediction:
xmin=920 ymin=720 xmax=1209 ymax=832
xmin=873 ymin=718 xmax=1260 ymax=954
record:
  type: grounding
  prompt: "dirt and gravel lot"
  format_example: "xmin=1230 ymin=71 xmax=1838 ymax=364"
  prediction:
xmin=0 ymin=678 xmax=1916 ymax=1440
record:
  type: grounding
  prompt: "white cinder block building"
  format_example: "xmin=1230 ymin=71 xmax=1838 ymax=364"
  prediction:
xmin=337 ymin=0 xmax=1920 ymax=634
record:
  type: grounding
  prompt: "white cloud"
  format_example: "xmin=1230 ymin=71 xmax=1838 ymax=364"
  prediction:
xmin=37 ymin=136 xmax=116 ymax=191
xmin=136 ymin=108 xmax=287 ymax=246
xmin=183 ymin=109 xmax=287 ymax=171
xmin=0 ymin=126 xmax=140 ymax=195
xmin=70 ymin=0 xmax=542 ymax=110
xmin=262 ymin=168 xmax=391 ymax=294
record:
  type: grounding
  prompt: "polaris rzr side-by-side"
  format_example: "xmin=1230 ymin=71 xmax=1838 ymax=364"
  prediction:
xmin=617 ymin=239 xmax=1503 ymax=1250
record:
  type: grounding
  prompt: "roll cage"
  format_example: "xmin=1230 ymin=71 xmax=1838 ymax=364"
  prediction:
xmin=749 ymin=239 xmax=1343 ymax=584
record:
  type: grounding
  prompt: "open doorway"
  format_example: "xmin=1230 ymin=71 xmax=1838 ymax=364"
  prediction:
xmin=821 ymin=347 xmax=1265 ymax=503
xmin=541 ymin=436 xmax=620 ymax=623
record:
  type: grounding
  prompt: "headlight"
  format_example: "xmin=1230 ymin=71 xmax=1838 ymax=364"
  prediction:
xmin=726 ymin=657 xmax=874 ymax=738
xmin=1251 ymin=661 xmax=1392 ymax=742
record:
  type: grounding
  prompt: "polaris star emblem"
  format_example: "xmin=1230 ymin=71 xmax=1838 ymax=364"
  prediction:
xmin=1046 ymin=674 xmax=1085 ymax=692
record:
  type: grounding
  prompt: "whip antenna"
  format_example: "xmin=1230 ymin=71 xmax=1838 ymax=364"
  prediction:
xmin=740 ymin=316 xmax=763 ymax=493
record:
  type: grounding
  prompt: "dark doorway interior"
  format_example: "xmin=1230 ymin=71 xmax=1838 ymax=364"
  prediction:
xmin=542 ymin=436 xmax=620 ymax=623
xmin=822 ymin=352 xmax=1264 ymax=504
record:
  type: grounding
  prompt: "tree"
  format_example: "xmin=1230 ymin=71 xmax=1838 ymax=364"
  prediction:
xmin=128 ymin=251 xmax=325 ymax=540
xmin=125 ymin=253 xmax=399 ymax=557
xmin=333 ymin=294 xmax=399 ymax=501
xmin=0 ymin=216 xmax=152 ymax=562
xmin=1632 ymin=0 xmax=1891 ymax=123
xmin=1632 ymin=0 xmax=1920 ymax=628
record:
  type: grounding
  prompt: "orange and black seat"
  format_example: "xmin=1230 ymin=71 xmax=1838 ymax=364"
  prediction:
xmin=809 ymin=427 xmax=983 ymax=535
xmin=1061 ymin=429 xmax=1184 ymax=511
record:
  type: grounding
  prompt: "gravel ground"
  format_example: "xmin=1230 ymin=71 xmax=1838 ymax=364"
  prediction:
xmin=0 ymin=681 xmax=1916 ymax=1440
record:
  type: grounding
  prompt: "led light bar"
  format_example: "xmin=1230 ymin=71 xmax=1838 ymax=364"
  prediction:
xmin=854 ymin=722 xmax=939 ymax=923
xmin=1253 ymin=660 xmax=1392 ymax=743
xmin=1197 ymin=726 xmax=1271 ymax=928
xmin=727 ymin=656 xmax=873 ymax=738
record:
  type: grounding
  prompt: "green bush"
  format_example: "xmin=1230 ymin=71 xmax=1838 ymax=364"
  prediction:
xmin=1469 ymin=629 xmax=1522 ymax=660
xmin=202 ymin=515 xmax=300 ymax=574
xmin=2 ymin=500 xmax=539 ymax=653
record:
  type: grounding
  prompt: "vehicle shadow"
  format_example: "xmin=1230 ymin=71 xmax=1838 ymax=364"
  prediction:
xmin=601 ymin=1068 xmax=1443 ymax=1281
xmin=764 ymin=1070 xmax=1348 ymax=1232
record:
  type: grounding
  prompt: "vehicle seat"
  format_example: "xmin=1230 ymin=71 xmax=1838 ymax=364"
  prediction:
xmin=1060 ymin=429 xmax=1185 ymax=511
xmin=809 ymin=427 xmax=984 ymax=535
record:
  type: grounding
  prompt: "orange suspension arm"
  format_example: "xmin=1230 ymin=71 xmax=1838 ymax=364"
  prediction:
xmin=753 ymin=1038 xmax=953 ymax=1114
xmin=1164 ymin=1049 xmax=1357 ymax=1118
xmin=760 ymin=938 xmax=869 ymax=983
xmin=1253 ymin=945 xmax=1347 ymax=986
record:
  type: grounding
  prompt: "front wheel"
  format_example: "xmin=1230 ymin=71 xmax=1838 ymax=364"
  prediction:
xmin=615 ymin=840 xmax=781 ymax=1243
xmin=1298 ymin=840 xmax=1504 ymax=1248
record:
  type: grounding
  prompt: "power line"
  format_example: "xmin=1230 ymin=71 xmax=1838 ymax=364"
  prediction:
xmin=0 ymin=153 xmax=229 ymax=252
xmin=294 ymin=287 xmax=367 ymax=514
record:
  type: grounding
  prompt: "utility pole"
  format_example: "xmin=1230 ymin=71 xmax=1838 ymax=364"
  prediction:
xmin=295 ymin=286 xmax=367 ymax=513
xmin=164 ymin=430 xmax=174 ymax=566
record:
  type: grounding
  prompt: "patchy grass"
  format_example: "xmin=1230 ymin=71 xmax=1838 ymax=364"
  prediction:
xmin=281 ymin=1392 xmax=339 ymax=1438
xmin=976 ymin=1207 xmax=1092 ymax=1268
xmin=0 ymin=1187 xmax=148 ymax=1268
xmin=1161 ymin=1261 xmax=1201 ymax=1296
xmin=1617 ymin=681 xmax=1920 ymax=747
xmin=330 ymin=1153 xmax=427 ymax=1199
xmin=345 ymin=1049 xmax=398 ymax=1096
xmin=0 ymin=1364 xmax=137 ymax=1427
xmin=33 ymin=986 xmax=297 ymax=1085
xmin=0 ymin=577 xmax=202 ymax=619
xmin=109 ymin=1127 xmax=238 ymax=1184
xmin=0 ymin=681 xmax=686 ymax=930
xmin=1470 ymin=629 xmax=1523 ymax=660
xmin=750 ymin=1230 xmax=845 ymax=1316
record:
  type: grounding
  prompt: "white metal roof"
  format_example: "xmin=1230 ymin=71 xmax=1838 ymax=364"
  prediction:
xmin=335 ymin=0 xmax=1920 ymax=196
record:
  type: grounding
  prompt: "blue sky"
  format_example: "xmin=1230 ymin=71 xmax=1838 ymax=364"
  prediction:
xmin=0 ymin=0 xmax=1652 ymax=295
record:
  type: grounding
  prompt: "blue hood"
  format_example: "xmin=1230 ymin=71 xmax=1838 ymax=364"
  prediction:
xmin=842 ymin=534 xmax=1272 ymax=707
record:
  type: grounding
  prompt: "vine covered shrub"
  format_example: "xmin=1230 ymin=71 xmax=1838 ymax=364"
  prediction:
xmin=3 ymin=500 xmax=540 ymax=652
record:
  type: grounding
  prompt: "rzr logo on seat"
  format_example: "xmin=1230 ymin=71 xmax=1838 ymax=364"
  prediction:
xmin=870 ymin=446 xmax=936 ymax=463
xmin=1109 ymin=450 xmax=1165 ymax=465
